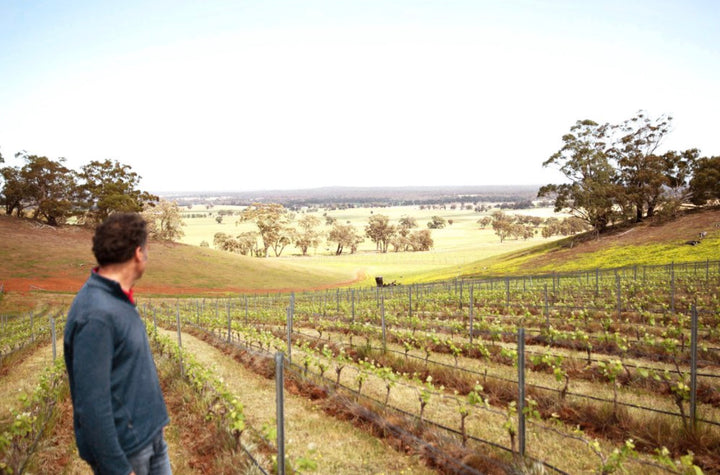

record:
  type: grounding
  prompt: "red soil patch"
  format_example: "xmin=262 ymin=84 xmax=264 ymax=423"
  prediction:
xmin=3 ymin=271 xmax=366 ymax=295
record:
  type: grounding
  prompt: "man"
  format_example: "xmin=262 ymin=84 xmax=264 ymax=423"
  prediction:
xmin=64 ymin=213 xmax=171 ymax=475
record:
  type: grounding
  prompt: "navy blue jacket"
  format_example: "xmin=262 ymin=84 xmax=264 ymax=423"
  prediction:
xmin=64 ymin=272 xmax=169 ymax=475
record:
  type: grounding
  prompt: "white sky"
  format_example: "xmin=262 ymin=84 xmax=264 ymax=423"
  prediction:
xmin=1 ymin=0 xmax=719 ymax=192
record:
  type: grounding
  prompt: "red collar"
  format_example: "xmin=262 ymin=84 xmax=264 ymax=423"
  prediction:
xmin=124 ymin=287 xmax=136 ymax=304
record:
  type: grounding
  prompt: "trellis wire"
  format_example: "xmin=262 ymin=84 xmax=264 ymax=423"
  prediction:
xmin=287 ymin=327 xmax=720 ymax=427
xmin=179 ymin=311 xmax=681 ymax=474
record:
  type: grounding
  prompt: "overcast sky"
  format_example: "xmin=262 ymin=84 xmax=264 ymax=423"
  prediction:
xmin=1 ymin=0 xmax=719 ymax=192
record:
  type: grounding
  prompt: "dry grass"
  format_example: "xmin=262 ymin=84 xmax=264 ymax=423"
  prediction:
xmin=0 ymin=339 xmax=59 ymax=415
xmin=24 ymin=393 xmax=91 ymax=475
xmin=0 ymin=215 xmax=357 ymax=296
xmin=155 ymin=353 xmax=262 ymax=474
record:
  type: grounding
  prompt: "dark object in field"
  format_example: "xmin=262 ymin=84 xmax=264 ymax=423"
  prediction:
xmin=685 ymin=240 xmax=701 ymax=246
xmin=374 ymin=276 xmax=399 ymax=287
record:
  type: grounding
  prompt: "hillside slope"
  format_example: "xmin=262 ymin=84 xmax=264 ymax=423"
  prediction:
xmin=0 ymin=215 xmax=357 ymax=295
xmin=1 ymin=208 xmax=718 ymax=298
xmin=461 ymin=207 xmax=720 ymax=277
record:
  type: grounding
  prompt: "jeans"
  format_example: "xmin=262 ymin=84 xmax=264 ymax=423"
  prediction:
xmin=127 ymin=432 xmax=172 ymax=475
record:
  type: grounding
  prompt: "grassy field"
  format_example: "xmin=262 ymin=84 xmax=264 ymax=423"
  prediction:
xmin=1 ymin=205 xmax=719 ymax=308
xmin=178 ymin=204 xmax=566 ymax=286
xmin=177 ymin=203 xmax=720 ymax=286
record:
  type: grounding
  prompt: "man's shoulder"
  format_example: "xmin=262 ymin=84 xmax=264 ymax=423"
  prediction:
xmin=69 ymin=277 xmax=126 ymax=320
xmin=74 ymin=273 xmax=125 ymax=301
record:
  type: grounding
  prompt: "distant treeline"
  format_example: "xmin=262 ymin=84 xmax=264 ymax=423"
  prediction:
xmin=168 ymin=186 xmax=541 ymax=211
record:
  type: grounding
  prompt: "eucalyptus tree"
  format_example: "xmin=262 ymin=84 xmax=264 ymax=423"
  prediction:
xmin=689 ymin=155 xmax=720 ymax=205
xmin=365 ymin=214 xmax=396 ymax=253
xmin=142 ymin=199 xmax=185 ymax=241
xmin=16 ymin=153 xmax=78 ymax=226
xmin=490 ymin=210 xmax=514 ymax=243
xmin=77 ymin=159 xmax=158 ymax=224
xmin=408 ymin=229 xmax=433 ymax=251
xmin=294 ymin=214 xmax=322 ymax=256
xmin=539 ymin=119 xmax=619 ymax=235
xmin=662 ymin=148 xmax=698 ymax=200
xmin=238 ymin=203 xmax=294 ymax=257
xmin=609 ymin=111 xmax=673 ymax=221
xmin=0 ymin=165 xmax=26 ymax=216
xmin=327 ymin=222 xmax=363 ymax=255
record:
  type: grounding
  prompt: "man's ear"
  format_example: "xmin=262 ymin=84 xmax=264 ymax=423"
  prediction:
xmin=134 ymin=246 xmax=145 ymax=262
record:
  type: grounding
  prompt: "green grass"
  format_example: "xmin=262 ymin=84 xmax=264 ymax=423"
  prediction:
xmin=177 ymin=204 xmax=567 ymax=287
xmin=544 ymin=239 xmax=718 ymax=271
xmin=459 ymin=209 xmax=720 ymax=278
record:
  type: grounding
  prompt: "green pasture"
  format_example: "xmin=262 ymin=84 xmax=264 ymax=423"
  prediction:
xmin=177 ymin=204 xmax=566 ymax=286
xmin=456 ymin=219 xmax=720 ymax=278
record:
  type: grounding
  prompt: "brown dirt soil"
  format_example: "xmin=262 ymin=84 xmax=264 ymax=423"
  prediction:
xmin=0 ymin=214 xmax=366 ymax=296
xmin=29 ymin=395 xmax=91 ymax=475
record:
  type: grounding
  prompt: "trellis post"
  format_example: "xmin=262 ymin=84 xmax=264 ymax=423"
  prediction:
xmin=670 ymin=262 xmax=676 ymax=314
xmin=275 ymin=352 xmax=286 ymax=475
xmin=690 ymin=305 xmax=699 ymax=431
xmin=51 ymin=317 xmax=57 ymax=361
xmin=351 ymin=289 xmax=355 ymax=325
xmin=469 ymin=284 xmax=474 ymax=345
xmin=518 ymin=327 xmax=526 ymax=457
xmin=381 ymin=295 xmax=387 ymax=353
xmin=176 ymin=303 xmax=184 ymax=378
xmin=226 ymin=299 xmax=232 ymax=343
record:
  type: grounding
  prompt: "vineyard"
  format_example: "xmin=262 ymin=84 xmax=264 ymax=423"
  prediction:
xmin=2 ymin=260 xmax=719 ymax=474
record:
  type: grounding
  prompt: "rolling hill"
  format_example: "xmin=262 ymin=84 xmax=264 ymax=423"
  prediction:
xmin=459 ymin=207 xmax=720 ymax=278
xmin=0 ymin=215 xmax=358 ymax=296
xmin=1 ymin=207 xmax=718 ymax=302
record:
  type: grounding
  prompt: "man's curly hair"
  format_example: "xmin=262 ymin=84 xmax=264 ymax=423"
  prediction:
xmin=92 ymin=213 xmax=148 ymax=266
